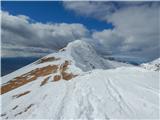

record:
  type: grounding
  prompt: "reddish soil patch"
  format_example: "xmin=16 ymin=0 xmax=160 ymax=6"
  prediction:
xmin=37 ymin=57 xmax=60 ymax=64
xmin=52 ymin=60 xmax=77 ymax=82
xmin=60 ymin=60 xmax=77 ymax=81
xmin=60 ymin=60 xmax=70 ymax=72
xmin=1 ymin=60 xmax=78 ymax=95
xmin=1 ymin=65 xmax=58 ymax=94
xmin=13 ymin=91 xmax=30 ymax=98
xmin=53 ymin=75 xmax=61 ymax=81
xmin=40 ymin=76 xmax=50 ymax=86
xmin=61 ymin=72 xmax=77 ymax=80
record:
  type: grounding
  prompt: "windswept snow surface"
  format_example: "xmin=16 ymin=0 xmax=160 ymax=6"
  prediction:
xmin=1 ymin=40 xmax=159 ymax=119
xmin=1 ymin=67 xmax=159 ymax=119
xmin=65 ymin=40 xmax=131 ymax=71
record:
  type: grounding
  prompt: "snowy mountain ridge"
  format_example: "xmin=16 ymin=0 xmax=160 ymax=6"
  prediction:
xmin=65 ymin=40 xmax=132 ymax=71
xmin=1 ymin=40 xmax=159 ymax=119
xmin=141 ymin=58 xmax=160 ymax=71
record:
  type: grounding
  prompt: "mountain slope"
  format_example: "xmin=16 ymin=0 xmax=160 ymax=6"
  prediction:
xmin=1 ymin=40 xmax=159 ymax=119
xmin=1 ymin=67 xmax=159 ymax=119
xmin=2 ymin=40 xmax=130 ymax=85
xmin=141 ymin=58 xmax=160 ymax=71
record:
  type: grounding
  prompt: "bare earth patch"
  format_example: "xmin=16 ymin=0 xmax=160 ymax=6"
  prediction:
xmin=13 ymin=91 xmax=30 ymax=98
xmin=62 ymin=72 xmax=77 ymax=80
xmin=59 ymin=60 xmax=77 ymax=81
xmin=52 ymin=61 xmax=77 ymax=82
xmin=1 ymin=65 xmax=58 ymax=94
xmin=53 ymin=75 xmax=61 ymax=81
xmin=1 ymin=60 xmax=78 ymax=94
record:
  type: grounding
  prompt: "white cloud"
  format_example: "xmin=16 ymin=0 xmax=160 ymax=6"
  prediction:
xmin=63 ymin=1 xmax=151 ymax=21
xmin=2 ymin=2 xmax=160 ymax=61
xmin=92 ymin=30 xmax=125 ymax=54
xmin=107 ymin=4 xmax=159 ymax=60
xmin=64 ymin=2 xmax=160 ymax=61
xmin=63 ymin=1 xmax=116 ymax=21
xmin=1 ymin=11 xmax=89 ymax=57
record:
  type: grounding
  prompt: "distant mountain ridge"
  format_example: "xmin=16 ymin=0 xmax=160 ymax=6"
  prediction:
xmin=141 ymin=58 xmax=160 ymax=71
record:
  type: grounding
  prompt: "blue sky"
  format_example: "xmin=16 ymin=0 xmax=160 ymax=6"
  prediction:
xmin=1 ymin=1 xmax=113 ymax=31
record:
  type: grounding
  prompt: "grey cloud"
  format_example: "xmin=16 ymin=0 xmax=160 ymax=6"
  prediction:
xmin=2 ymin=2 xmax=160 ymax=62
xmin=92 ymin=30 xmax=125 ymax=54
xmin=1 ymin=11 xmax=89 ymax=57
xmin=64 ymin=1 xmax=160 ymax=61
xmin=108 ymin=5 xmax=159 ymax=54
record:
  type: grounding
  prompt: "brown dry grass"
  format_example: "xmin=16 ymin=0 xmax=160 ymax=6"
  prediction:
xmin=60 ymin=60 xmax=70 ymax=71
xmin=1 ymin=65 xmax=58 ymax=94
xmin=40 ymin=76 xmax=50 ymax=86
xmin=13 ymin=91 xmax=30 ymax=98
xmin=52 ymin=60 xmax=77 ymax=82
xmin=59 ymin=60 xmax=77 ymax=81
xmin=37 ymin=57 xmax=60 ymax=64
xmin=53 ymin=75 xmax=61 ymax=81
xmin=1 ymin=60 xmax=78 ymax=94
xmin=61 ymin=72 xmax=76 ymax=80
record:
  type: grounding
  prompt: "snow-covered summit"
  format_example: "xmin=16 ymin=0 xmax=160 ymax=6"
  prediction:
xmin=65 ymin=40 xmax=107 ymax=71
xmin=1 ymin=40 xmax=130 ymax=84
xmin=151 ymin=58 xmax=160 ymax=64
xmin=65 ymin=40 xmax=96 ymax=54
xmin=63 ymin=40 xmax=131 ymax=71
xmin=141 ymin=58 xmax=160 ymax=71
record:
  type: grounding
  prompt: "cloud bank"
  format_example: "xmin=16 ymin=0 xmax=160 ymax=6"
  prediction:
xmin=1 ymin=11 xmax=89 ymax=57
xmin=1 ymin=2 xmax=160 ymax=62
xmin=64 ymin=1 xmax=160 ymax=61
